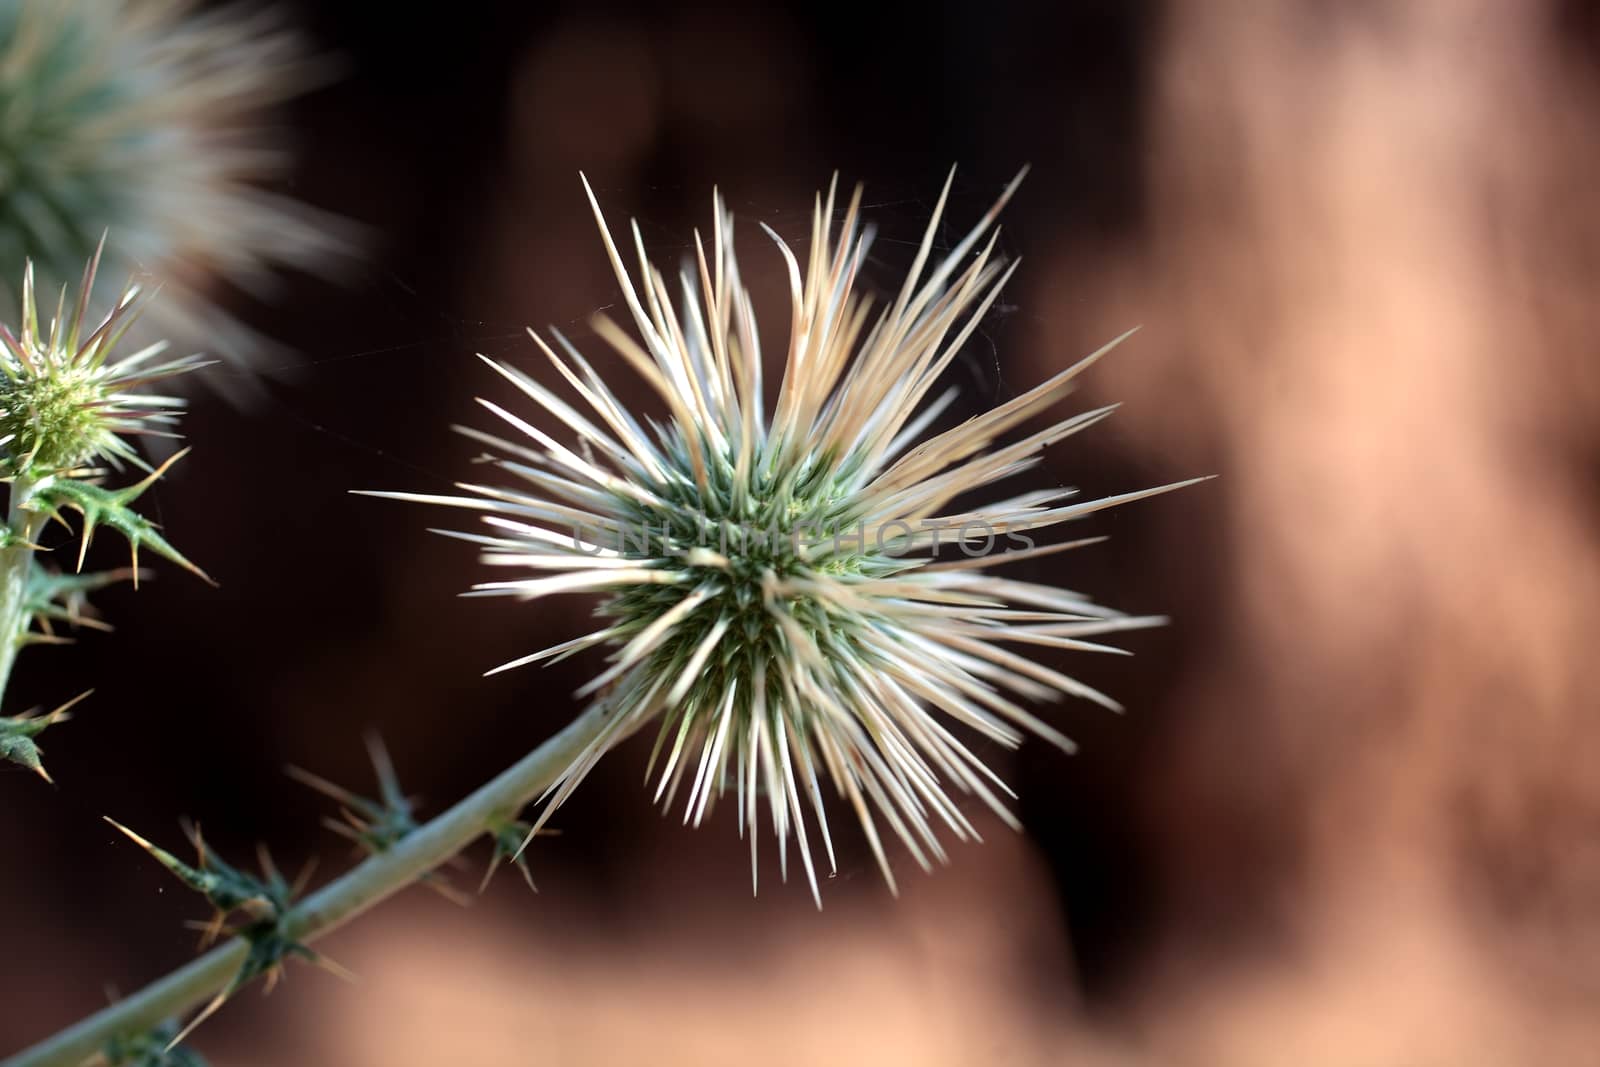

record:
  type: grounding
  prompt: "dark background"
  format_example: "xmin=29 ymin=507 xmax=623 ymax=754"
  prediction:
xmin=7 ymin=2 xmax=1600 ymax=1064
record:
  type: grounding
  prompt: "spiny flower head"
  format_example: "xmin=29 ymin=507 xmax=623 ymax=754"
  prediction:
xmin=0 ymin=0 xmax=349 ymax=364
xmin=0 ymin=243 xmax=206 ymax=474
xmin=397 ymin=172 xmax=1198 ymax=904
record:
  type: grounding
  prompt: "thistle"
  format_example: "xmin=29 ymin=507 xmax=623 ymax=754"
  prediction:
xmin=386 ymin=172 xmax=1200 ymax=903
xmin=0 ymin=0 xmax=349 ymax=363
xmin=0 ymin=244 xmax=209 ymax=778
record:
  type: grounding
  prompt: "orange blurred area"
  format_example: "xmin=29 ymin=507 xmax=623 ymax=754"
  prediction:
xmin=5 ymin=2 xmax=1600 ymax=1064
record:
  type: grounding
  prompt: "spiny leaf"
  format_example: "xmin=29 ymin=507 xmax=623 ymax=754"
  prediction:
xmin=481 ymin=816 xmax=543 ymax=894
xmin=104 ymin=819 xmax=282 ymax=929
xmin=32 ymin=449 xmax=213 ymax=585
xmin=0 ymin=729 xmax=47 ymax=780
xmin=0 ymin=691 xmax=89 ymax=782
xmin=104 ymin=1020 xmax=209 ymax=1067
xmin=24 ymin=562 xmax=144 ymax=639
xmin=286 ymin=733 xmax=419 ymax=855
xmin=0 ymin=522 xmax=42 ymax=550
xmin=164 ymin=926 xmax=351 ymax=1054
xmin=288 ymin=735 xmax=470 ymax=906
xmin=105 ymin=818 xmax=350 ymax=1051
xmin=166 ymin=886 xmax=354 ymax=1053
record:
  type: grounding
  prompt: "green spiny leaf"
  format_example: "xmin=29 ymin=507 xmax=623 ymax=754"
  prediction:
xmin=105 ymin=818 xmax=351 ymax=1050
xmin=0 ymin=726 xmax=48 ymax=781
xmin=0 ymin=522 xmax=42 ymax=550
xmin=0 ymin=691 xmax=88 ymax=782
xmin=286 ymin=733 xmax=419 ymax=856
xmin=24 ymin=562 xmax=143 ymax=640
xmin=104 ymin=819 xmax=284 ymax=926
xmin=481 ymin=816 xmax=540 ymax=893
xmin=288 ymin=735 xmax=471 ymax=905
xmin=163 ymin=922 xmax=349 ymax=1054
xmin=32 ymin=448 xmax=213 ymax=584
xmin=104 ymin=1021 xmax=209 ymax=1067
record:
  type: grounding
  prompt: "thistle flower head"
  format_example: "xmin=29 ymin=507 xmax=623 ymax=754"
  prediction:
xmin=0 ymin=0 xmax=349 ymax=363
xmin=0 ymin=243 xmax=205 ymax=474
xmin=404 ymin=172 xmax=1197 ymax=903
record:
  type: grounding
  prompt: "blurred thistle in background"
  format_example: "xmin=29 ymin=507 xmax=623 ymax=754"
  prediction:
xmin=0 ymin=0 xmax=351 ymax=371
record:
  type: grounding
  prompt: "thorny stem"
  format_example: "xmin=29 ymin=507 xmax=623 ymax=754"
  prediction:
xmin=3 ymin=699 xmax=619 ymax=1067
xmin=0 ymin=475 xmax=46 ymax=701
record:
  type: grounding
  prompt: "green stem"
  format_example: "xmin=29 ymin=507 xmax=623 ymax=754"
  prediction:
xmin=4 ymin=699 xmax=618 ymax=1067
xmin=0 ymin=475 xmax=44 ymax=703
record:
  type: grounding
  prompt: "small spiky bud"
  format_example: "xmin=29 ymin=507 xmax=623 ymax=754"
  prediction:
xmin=0 ymin=245 xmax=206 ymax=475
xmin=0 ymin=0 xmax=351 ymax=363
xmin=384 ymin=171 xmax=1200 ymax=905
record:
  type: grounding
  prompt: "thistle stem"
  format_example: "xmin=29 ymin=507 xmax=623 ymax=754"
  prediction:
xmin=4 ymin=698 xmax=618 ymax=1067
xmin=0 ymin=476 xmax=45 ymax=702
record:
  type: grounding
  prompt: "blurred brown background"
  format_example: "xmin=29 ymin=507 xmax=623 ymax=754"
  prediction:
xmin=7 ymin=1 xmax=1600 ymax=1063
